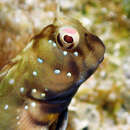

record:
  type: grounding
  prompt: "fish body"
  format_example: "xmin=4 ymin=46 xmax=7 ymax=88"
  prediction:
xmin=0 ymin=16 xmax=105 ymax=130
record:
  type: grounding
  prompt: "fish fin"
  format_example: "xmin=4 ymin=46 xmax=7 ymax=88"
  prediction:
xmin=0 ymin=55 xmax=21 ymax=81
xmin=0 ymin=62 xmax=15 ymax=81
xmin=55 ymin=109 xmax=68 ymax=130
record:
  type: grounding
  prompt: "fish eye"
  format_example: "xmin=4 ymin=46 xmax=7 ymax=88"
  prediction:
xmin=64 ymin=35 xmax=73 ymax=43
xmin=57 ymin=26 xmax=80 ymax=49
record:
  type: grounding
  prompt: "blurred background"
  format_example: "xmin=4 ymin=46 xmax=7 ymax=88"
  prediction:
xmin=0 ymin=0 xmax=129 ymax=130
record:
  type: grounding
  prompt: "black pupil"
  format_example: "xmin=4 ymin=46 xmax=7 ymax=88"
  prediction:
xmin=64 ymin=35 xmax=73 ymax=43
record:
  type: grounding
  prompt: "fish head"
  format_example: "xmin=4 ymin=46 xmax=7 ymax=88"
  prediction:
xmin=32 ymin=16 xmax=105 ymax=92
xmin=41 ymin=16 xmax=105 ymax=86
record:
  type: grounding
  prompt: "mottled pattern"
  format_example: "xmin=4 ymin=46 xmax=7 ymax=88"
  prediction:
xmin=0 ymin=16 xmax=105 ymax=130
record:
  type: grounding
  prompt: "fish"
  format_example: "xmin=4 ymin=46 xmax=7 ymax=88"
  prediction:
xmin=0 ymin=15 xmax=105 ymax=130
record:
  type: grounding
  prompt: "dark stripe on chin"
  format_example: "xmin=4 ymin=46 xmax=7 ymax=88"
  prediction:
xmin=30 ymin=115 xmax=49 ymax=126
xmin=25 ymin=82 xmax=80 ymax=113
xmin=40 ymin=102 xmax=69 ymax=113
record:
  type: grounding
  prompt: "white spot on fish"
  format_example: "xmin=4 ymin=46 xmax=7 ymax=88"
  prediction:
xmin=4 ymin=104 xmax=8 ymax=110
xmin=45 ymin=88 xmax=48 ymax=91
xmin=20 ymin=87 xmax=25 ymax=93
xmin=17 ymin=122 xmax=20 ymax=125
xmin=52 ymin=42 xmax=57 ymax=47
xmin=73 ymin=51 xmax=78 ymax=56
xmin=48 ymin=40 xmax=53 ymax=44
xmin=63 ymin=51 xmax=68 ymax=56
xmin=32 ymin=88 xmax=37 ymax=93
xmin=67 ymin=72 xmax=72 ymax=77
xmin=9 ymin=79 xmax=15 ymax=85
xmin=24 ymin=105 xmax=28 ymax=110
xmin=54 ymin=69 xmax=61 ymax=74
xmin=16 ymin=116 xmax=20 ymax=120
xmin=41 ymin=93 xmax=46 ymax=97
xmin=37 ymin=58 xmax=44 ymax=63
xmin=31 ymin=102 xmax=36 ymax=107
xmin=33 ymin=71 xmax=37 ymax=76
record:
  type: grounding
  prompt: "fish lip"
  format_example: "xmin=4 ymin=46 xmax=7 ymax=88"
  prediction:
xmin=99 ymin=56 xmax=104 ymax=64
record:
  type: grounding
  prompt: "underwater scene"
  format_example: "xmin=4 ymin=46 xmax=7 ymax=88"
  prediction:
xmin=0 ymin=0 xmax=129 ymax=130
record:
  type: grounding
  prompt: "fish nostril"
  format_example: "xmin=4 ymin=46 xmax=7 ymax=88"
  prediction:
xmin=64 ymin=35 xmax=73 ymax=43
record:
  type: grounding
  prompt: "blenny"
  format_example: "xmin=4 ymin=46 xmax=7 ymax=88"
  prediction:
xmin=0 ymin=15 xmax=105 ymax=130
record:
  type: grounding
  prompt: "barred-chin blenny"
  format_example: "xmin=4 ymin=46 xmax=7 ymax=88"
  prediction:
xmin=0 ymin=16 xmax=105 ymax=130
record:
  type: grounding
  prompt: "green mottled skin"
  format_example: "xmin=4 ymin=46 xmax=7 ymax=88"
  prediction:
xmin=0 ymin=16 xmax=105 ymax=130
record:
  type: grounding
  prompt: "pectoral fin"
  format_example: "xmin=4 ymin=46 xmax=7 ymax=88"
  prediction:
xmin=0 ymin=62 xmax=15 ymax=81
xmin=0 ymin=54 xmax=21 ymax=82
xmin=56 ymin=109 xmax=68 ymax=130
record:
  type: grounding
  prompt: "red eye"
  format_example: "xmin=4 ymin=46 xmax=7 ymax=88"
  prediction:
xmin=64 ymin=35 xmax=73 ymax=43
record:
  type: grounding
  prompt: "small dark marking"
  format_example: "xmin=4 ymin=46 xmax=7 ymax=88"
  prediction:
xmin=66 ymin=44 xmax=74 ymax=49
xmin=57 ymin=34 xmax=63 ymax=47
xmin=122 ymin=104 xmax=127 ymax=110
xmin=82 ymin=126 xmax=89 ymax=130
xmin=84 ymin=33 xmax=88 ymax=36
xmin=74 ymin=47 xmax=84 ymax=57
xmin=102 ymin=102 xmax=109 ymax=111
xmin=68 ymin=60 xmax=79 ymax=78
xmin=53 ymin=64 xmax=63 ymax=72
